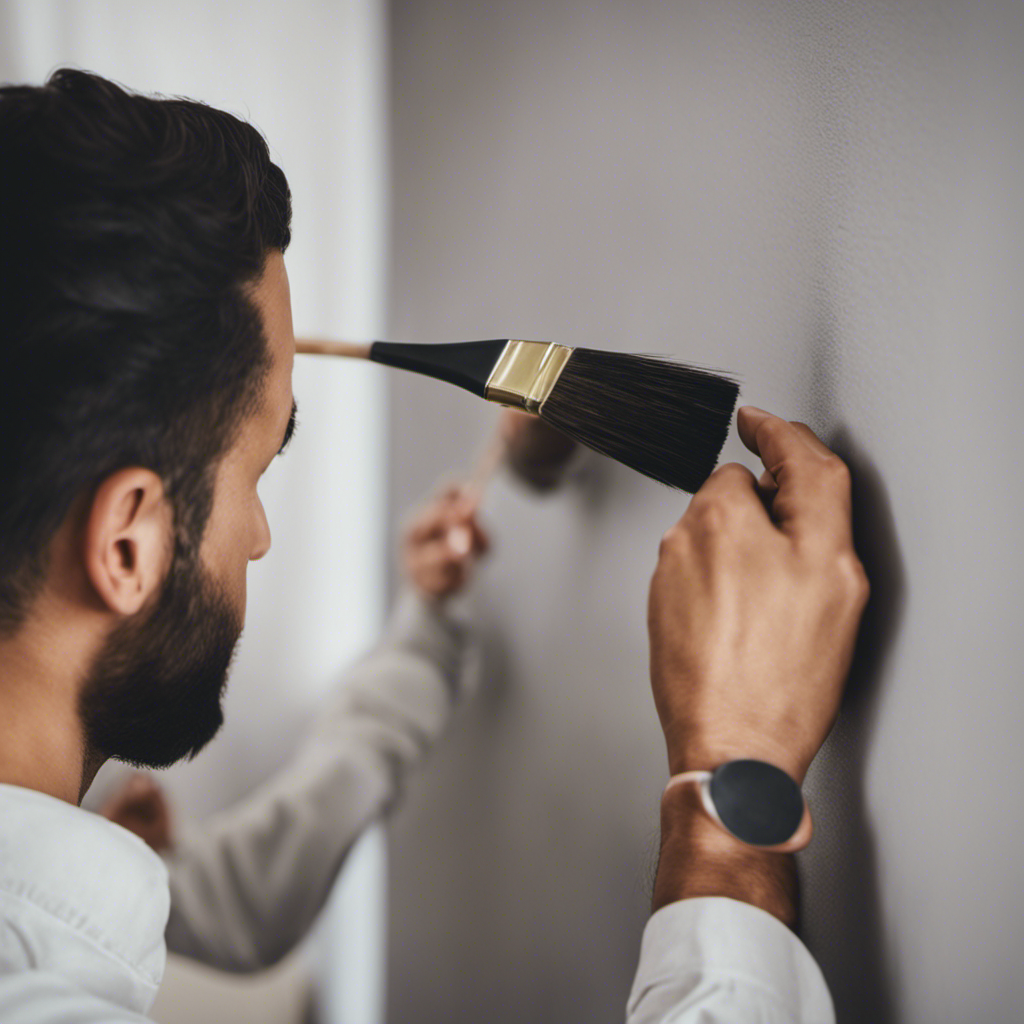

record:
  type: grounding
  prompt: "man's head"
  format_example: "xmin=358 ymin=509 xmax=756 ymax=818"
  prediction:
xmin=0 ymin=68 xmax=296 ymax=774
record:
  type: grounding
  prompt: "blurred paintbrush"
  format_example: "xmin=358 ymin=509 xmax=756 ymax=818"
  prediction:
xmin=296 ymin=337 xmax=741 ymax=493
xmin=444 ymin=425 xmax=506 ymax=557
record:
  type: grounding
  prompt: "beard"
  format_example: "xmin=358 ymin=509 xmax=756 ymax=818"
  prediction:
xmin=78 ymin=542 xmax=243 ymax=770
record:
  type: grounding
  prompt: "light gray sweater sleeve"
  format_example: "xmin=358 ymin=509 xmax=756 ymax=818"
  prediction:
xmin=162 ymin=587 xmax=475 ymax=972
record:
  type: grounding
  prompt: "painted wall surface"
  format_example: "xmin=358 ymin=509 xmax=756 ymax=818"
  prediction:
xmin=383 ymin=2 xmax=1024 ymax=1022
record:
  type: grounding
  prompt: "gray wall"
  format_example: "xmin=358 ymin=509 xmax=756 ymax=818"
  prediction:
xmin=383 ymin=2 xmax=1024 ymax=1022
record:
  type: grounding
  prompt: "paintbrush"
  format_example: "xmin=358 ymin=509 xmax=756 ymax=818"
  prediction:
xmin=296 ymin=338 xmax=741 ymax=493
xmin=443 ymin=424 xmax=507 ymax=557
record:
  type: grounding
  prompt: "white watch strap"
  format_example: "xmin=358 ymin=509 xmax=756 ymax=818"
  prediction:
xmin=663 ymin=770 xmax=729 ymax=833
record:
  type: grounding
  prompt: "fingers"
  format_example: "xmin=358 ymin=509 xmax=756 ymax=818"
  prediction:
xmin=734 ymin=406 xmax=855 ymax=549
xmin=407 ymin=548 xmax=468 ymax=594
xmin=754 ymin=466 xmax=778 ymax=516
xmin=446 ymin=524 xmax=473 ymax=556
xmin=685 ymin=461 xmax=765 ymax=523
xmin=410 ymin=516 xmax=486 ymax=575
xmin=404 ymin=481 xmax=491 ymax=598
xmin=412 ymin=490 xmax=486 ymax=552
xmin=406 ymin=485 xmax=465 ymax=543
xmin=98 ymin=773 xmax=174 ymax=851
xmin=407 ymin=535 xmax=475 ymax=596
xmin=446 ymin=514 xmax=490 ymax=557
xmin=459 ymin=504 xmax=491 ymax=555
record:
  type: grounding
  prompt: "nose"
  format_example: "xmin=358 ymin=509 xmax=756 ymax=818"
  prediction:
xmin=251 ymin=499 xmax=272 ymax=561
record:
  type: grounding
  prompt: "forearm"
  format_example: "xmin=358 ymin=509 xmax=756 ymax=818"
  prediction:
xmin=653 ymin=782 xmax=797 ymax=929
xmin=164 ymin=587 xmax=474 ymax=971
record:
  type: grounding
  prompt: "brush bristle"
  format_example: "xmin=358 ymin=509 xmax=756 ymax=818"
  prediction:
xmin=539 ymin=348 xmax=741 ymax=493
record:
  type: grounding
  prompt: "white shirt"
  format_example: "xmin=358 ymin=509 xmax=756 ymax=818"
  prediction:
xmin=627 ymin=899 xmax=835 ymax=1023
xmin=0 ymin=782 xmax=169 ymax=1022
xmin=0 ymin=776 xmax=834 ymax=1023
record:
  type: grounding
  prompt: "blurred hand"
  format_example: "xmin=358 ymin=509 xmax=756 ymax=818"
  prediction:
xmin=402 ymin=484 xmax=490 ymax=600
xmin=499 ymin=408 xmax=578 ymax=491
xmin=648 ymin=406 xmax=871 ymax=786
xmin=99 ymin=773 xmax=173 ymax=853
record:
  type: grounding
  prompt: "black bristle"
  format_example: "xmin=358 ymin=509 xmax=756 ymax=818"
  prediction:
xmin=539 ymin=348 xmax=741 ymax=493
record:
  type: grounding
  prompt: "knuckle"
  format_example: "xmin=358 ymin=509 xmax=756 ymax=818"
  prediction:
xmin=707 ymin=462 xmax=751 ymax=492
xmin=702 ymin=501 xmax=731 ymax=530
xmin=658 ymin=528 xmax=676 ymax=557
xmin=835 ymin=551 xmax=870 ymax=600
xmin=658 ymin=521 xmax=694 ymax=560
xmin=659 ymin=520 xmax=684 ymax=552
xmin=827 ymin=455 xmax=853 ymax=487
xmin=690 ymin=496 xmax=734 ymax=532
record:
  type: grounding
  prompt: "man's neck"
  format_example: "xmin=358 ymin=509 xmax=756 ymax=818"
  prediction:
xmin=0 ymin=615 xmax=95 ymax=805
xmin=0 ymin=709 xmax=88 ymax=805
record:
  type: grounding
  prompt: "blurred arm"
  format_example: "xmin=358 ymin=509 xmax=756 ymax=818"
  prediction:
xmin=500 ymin=409 xmax=580 ymax=491
xmin=162 ymin=586 xmax=474 ymax=972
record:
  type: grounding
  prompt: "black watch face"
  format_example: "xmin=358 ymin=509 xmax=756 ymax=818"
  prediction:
xmin=709 ymin=760 xmax=804 ymax=846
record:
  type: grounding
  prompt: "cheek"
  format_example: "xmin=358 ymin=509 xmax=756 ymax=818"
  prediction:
xmin=238 ymin=492 xmax=265 ymax=564
xmin=218 ymin=506 xmax=255 ymax=619
xmin=200 ymin=475 xmax=263 ymax=594
xmin=254 ymin=491 xmax=271 ymax=543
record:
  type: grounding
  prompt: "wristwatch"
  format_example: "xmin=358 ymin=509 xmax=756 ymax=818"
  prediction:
xmin=665 ymin=759 xmax=806 ymax=848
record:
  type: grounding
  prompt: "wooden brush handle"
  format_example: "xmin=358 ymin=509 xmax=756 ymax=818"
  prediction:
xmin=464 ymin=427 xmax=507 ymax=502
xmin=295 ymin=337 xmax=372 ymax=359
xmin=445 ymin=426 xmax=505 ymax=556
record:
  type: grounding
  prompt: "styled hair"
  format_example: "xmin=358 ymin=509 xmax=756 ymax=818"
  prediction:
xmin=0 ymin=67 xmax=292 ymax=635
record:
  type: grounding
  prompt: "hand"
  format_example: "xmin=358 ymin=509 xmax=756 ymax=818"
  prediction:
xmin=648 ymin=406 xmax=870 ymax=786
xmin=499 ymin=409 xmax=578 ymax=491
xmin=99 ymin=773 xmax=174 ymax=853
xmin=402 ymin=484 xmax=490 ymax=600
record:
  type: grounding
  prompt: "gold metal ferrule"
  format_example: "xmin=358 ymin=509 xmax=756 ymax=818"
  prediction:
xmin=484 ymin=340 xmax=573 ymax=414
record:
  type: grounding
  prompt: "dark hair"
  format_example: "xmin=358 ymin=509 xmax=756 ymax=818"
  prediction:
xmin=0 ymin=67 xmax=292 ymax=635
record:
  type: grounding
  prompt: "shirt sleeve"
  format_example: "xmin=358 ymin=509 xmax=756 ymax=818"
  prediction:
xmin=162 ymin=587 xmax=476 ymax=972
xmin=0 ymin=973 xmax=154 ymax=1024
xmin=626 ymin=898 xmax=836 ymax=1024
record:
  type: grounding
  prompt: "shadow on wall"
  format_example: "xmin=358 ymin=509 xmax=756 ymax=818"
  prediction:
xmin=799 ymin=427 xmax=906 ymax=1024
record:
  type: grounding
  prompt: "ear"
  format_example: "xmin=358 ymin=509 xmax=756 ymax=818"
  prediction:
xmin=83 ymin=468 xmax=173 ymax=616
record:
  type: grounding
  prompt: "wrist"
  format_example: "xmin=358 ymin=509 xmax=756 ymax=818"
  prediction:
xmin=663 ymin=723 xmax=807 ymax=785
xmin=653 ymin=778 xmax=798 ymax=929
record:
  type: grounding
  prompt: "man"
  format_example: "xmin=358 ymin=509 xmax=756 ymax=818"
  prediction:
xmin=0 ymin=68 xmax=869 ymax=1022
xmin=100 ymin=476 xmax=492 ymax=971
xmin=96 ymin=410 xmax=569 ymax=970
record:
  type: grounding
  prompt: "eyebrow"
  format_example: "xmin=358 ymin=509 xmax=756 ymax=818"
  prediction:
xmin=277 ymin=400 xmax=298 ymax=456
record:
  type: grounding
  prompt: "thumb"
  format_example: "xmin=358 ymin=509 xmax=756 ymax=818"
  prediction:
xmin=736 ymin=405 xmax=772 ymax=457
xmin=446 ymin=523 xmax=474 ymax=556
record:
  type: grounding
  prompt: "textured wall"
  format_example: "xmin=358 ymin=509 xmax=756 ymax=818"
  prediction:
xmin=384 ymin=2 xmax=1024 ymax=1022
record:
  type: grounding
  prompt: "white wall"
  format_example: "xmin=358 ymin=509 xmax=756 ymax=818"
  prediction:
xmin=384 ymin=2 xmax=1024 ymax=1023
xmin=1 ymin=3 xmax=389 ymax=1022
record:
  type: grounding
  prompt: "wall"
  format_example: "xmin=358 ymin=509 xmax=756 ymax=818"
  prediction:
xmin=384 ymin=2 xmax=1024 ymax=1022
